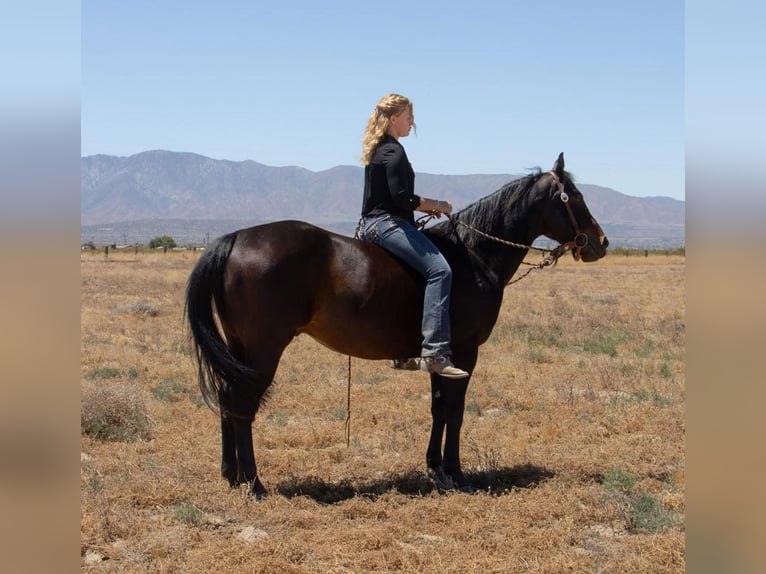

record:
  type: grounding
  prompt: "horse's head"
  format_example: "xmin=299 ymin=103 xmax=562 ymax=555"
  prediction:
xmin=536 ymin=153 xmax=608 ymax=262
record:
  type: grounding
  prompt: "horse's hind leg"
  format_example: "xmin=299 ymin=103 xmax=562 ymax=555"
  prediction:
xmin=220 ymin=410 xmax=267 ymax=498
xmin=221 ymin=413 xmax=238 ymax=486
xmin=232 ymin=416 xmax=268 ymax=498
xmin=225 ymin=338 xmax=289 ymax=498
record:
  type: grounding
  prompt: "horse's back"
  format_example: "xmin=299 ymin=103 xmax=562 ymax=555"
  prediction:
xmin=231 ymin=219 xmax=333 ymax=257
xmin=224 ymin=220 xmax=338 ymax=307
xmin=221 ymin=220 xmax=424 ymax=358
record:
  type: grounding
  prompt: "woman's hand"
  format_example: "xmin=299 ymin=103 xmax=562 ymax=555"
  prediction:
xmin=435 ymin=200 xmax=452 ymax=215
xmin=418 ymin=197 xmax=453 ymax=217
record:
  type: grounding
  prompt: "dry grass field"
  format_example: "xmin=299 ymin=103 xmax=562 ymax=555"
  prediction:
xmin=81 ymin=248 xmax=685 ymax=573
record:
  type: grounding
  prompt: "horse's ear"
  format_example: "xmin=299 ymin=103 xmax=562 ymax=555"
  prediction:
xmin=552 ymin=152 xmax=565 ymax=176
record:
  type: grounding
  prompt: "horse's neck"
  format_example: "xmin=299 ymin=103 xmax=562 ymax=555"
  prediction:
xmin=463 ymin=204 xmax=540 ymax=287
xmin=429 ymin=179 xmax=544 ymax=288
xmin=429 ymin=220 xmax=535 ymax=291
xmin=474 ymin=238 xmax=532 ymax=288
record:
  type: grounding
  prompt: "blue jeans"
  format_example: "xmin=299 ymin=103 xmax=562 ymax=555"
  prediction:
xmin=359 ymin=214 xmax=453 ymax=358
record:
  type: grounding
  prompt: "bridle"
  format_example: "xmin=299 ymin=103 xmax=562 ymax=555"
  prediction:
xmin=547 ymin=170 xmax=590 ymax=262
xmin=434 ymin=171 xmax=591 ymax=283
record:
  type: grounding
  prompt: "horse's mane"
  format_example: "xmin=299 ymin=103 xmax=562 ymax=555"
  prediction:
xmin=429 ymin=168 xmax=545 ymax=248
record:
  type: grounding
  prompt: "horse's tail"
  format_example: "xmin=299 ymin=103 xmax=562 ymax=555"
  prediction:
xmin=185 ymin=232 xmax=262 ymax=419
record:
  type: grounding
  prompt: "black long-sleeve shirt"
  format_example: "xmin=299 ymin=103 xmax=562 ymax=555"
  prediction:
xmin=361 ymin=135 xmax=421 ymax=223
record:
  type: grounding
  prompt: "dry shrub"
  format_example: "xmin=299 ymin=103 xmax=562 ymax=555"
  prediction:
xmin=113 ymin=300 xmax=161 ymax=317
xmin=81 ymin=381 xmax=154 ymax=442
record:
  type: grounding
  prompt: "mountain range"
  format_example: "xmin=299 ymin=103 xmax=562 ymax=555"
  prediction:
xmin=81 ymin=150 xmax=684 ymax=248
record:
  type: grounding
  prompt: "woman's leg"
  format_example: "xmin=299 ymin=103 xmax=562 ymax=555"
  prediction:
xmin=362 ymin=216 xmax=452 ymax=357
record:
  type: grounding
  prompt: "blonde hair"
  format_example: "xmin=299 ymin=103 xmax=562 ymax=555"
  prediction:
xmin=361 ymin=93 xmax=415 ymax=165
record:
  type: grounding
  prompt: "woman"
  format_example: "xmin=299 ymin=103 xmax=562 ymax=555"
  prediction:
xmin=358 ymin=93 xmax=469 ymax=380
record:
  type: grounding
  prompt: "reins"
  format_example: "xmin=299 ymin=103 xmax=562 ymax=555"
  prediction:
xmin=415 ymin=171 xmax=589 ymax=286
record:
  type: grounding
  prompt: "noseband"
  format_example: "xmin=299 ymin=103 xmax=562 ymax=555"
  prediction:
xmin=547 ymin=170 xmax=589 ymax=261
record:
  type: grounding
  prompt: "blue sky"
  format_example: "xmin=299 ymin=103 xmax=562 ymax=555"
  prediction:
xmin=82 ymin=1 xmax=684 ymax=200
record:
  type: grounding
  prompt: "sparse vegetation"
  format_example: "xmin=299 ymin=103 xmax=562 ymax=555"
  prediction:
xmin=113 ymin=300 xmax=161 ymax=317
xmin=81 ymin=381 xmax=154 ymax=442
xmin=602 ymin=467 xmax=678 ymax=532
xmin=81 ymin=249 xmax=685 ymax=572
xmin=172 ymin=501 xmax=204 ymax=526
xmin=87 ymin=366 xmax=121 ymax=380
xmin=151 ymin=376 xmax=202 ymax=406
xmin=609 ymin=246 xmax=685 ymax=257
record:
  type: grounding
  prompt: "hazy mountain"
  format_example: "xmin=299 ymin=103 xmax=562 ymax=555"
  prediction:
xmin=81 ymin=150 xmax=684 ymax=248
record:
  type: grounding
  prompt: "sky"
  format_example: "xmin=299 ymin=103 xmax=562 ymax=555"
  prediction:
xmin=81 ymin=1 xmax=685 ymax=200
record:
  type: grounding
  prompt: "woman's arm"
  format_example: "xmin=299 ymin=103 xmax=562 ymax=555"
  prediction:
xmin=416 ymin=196 xmax=453 ymax=216
xmin=382 ymin=143 xmax=453 ymax=216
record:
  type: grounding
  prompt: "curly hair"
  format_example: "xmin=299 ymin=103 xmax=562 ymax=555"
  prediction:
xmin=361 ymin=93 xmax=415 ymax=165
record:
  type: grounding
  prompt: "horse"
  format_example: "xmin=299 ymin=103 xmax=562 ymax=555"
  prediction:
xmin=185 ymin=153 xmax=608 ymax=498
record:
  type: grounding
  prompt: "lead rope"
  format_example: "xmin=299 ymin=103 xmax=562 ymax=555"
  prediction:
xmin=345 ymin=224 xmax=365 ymax=447
xmin=344 ymin=355 xmax=352 ymax=447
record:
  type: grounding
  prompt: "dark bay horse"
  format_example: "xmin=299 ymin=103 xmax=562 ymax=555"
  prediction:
xmin=186 ymin=153 xmax=608 ymax=497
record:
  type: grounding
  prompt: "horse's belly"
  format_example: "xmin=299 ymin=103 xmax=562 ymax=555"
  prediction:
xmin=301 ymin=300 xmax=423 ymax=360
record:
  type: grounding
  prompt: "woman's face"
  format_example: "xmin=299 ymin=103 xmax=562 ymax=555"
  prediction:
xmin=389 ymin=107 xmax=414 ymax=139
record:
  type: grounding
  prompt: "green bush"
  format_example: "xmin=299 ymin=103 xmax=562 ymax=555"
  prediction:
xmin=148 ymin=235 xmax=177 ymax=249
xmin=88 ymin=366 xmax=122 ymax=380
xmin=601 ymin=467 xmax=676 ymax=532
xmin=173 ymin=501 xmax=203 ymax=526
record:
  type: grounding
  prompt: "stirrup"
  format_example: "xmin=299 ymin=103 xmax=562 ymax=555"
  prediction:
xmin=390 ymin=358 xmax=421 ymax=371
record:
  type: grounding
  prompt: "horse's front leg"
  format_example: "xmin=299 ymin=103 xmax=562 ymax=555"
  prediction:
xmin=426 ymin=375 xmax=473 ymax=492
xmin=439 ymin=376 xmax=472 ymax=490
xmin=426 ymin=378 xmax=446 ymax=471
xmin=429 ymin=347 xmax=477 ymax=492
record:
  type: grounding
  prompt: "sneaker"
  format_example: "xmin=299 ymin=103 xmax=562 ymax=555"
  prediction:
xmin=390 ymin=358 xmax=421 ymax=371
xmin=420 ymin=356 xmax=470 ymax=379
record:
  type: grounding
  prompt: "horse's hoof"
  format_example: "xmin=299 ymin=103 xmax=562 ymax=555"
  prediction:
xmin=428 ymin=467 xmax=476 ymax=494
xmin=251 ymin=479 xmax=268 ymax=500
xmin=457 ymin=483 xmax=478 ymax=494
xmin=225 ymin=475 xmax=243 ymax=488
xmin=222 ymin=467 xmax=238 ymax=487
